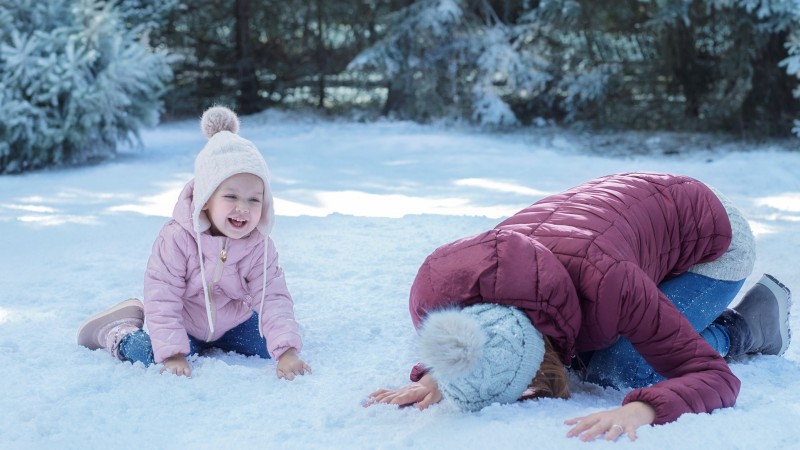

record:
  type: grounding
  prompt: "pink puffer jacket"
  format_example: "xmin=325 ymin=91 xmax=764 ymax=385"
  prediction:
xmin=409 ymin=172 xmax=737 ymax=424
xmin=143 ymin=180 xmax=302 ymax=363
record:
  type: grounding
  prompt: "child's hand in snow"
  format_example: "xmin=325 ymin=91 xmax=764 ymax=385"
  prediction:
xmin=367 ymin=373 xmax=442 ymax=410
xmin=565 ymin=401 xmax=656 ymax=442
xmin=161 ymin=354 xmax=191 ymax=377
xmin=276 ymin=348 xmax=311 ymax=380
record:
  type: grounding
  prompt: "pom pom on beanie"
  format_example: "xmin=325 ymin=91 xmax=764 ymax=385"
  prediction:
xmin=201 ymin=106 xmax=240 ymax=138
xmin=419 ymin=309 xmax=486 ymax=379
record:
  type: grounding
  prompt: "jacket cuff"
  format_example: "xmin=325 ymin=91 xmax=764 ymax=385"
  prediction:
xmin=622 ymin=388 xmax=677 ymax=425
xmin=410 ymin=362 xmax=428 ymax=382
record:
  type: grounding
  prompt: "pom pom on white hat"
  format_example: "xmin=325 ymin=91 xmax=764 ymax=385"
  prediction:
xmin=201 ymin=106 xmax=240 ymax=138
xmin=419 ymin=303 xmax=545 ymax=412
xmin=192 ymin=106 xmax=274 ymax=235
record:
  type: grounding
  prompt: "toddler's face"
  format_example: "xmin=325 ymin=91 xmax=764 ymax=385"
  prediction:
xmin=203 ymin=173 xmax=264 ymax=239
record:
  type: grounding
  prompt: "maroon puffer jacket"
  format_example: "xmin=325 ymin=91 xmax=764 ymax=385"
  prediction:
xmin=409 ymin=172 xmax=737 ymax=424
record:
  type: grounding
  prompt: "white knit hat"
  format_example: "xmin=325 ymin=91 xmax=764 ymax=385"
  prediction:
xmin=193 ymin=106 xmax=274 ymax=236
xmin=419 ymin=304 xmax=545 ymax=412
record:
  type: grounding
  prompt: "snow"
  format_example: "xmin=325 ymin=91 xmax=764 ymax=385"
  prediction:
xmin=1 ymin=111 xmax=799 ymax=449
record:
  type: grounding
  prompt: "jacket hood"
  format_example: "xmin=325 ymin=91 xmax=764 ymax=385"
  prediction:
xmin=173 ymin=181 xmax=200 ymax=236
xmin=409 ymin=229 xmax=582 ymax=363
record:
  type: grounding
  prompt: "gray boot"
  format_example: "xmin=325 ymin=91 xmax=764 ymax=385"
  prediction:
xmin=714 ymin=274 xmax=792 ymax=357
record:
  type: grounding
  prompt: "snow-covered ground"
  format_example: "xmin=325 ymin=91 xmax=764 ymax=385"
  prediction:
xmin=1 ymin=111 xmax=799 ymax=449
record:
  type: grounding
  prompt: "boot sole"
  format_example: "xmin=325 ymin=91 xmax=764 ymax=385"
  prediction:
xmin=761 ymin=274 xmax=792 ymax=356
xmin=77 ymin=298 xmax=144 ymax=349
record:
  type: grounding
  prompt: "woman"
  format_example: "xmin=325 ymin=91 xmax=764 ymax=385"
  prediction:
xmin=369 ymin=172 xmax=791 ymax=442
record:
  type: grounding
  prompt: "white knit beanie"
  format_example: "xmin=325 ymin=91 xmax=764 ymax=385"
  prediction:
xmin=193 ymin=106 xmax=274 ymax=236
xmin=419 ymin=304 xmax=545 ymax=412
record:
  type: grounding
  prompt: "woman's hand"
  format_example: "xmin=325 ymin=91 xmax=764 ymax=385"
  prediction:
xmin=161 ymin=354 xmax=191 ymax=377
xmin=276 ymin=348 xmax=312 ymax=380
xmin=565 ymin=401 xmax=656 ymax=442
xmin=367 ymin=373 xmax=442 ymax=410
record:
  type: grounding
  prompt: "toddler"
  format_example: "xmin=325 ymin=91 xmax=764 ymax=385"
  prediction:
xmin=78 ymin=106 xmax=310 ymax=379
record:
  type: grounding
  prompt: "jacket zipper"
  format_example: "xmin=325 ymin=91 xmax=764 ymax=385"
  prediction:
xmin=212 ymin=237 xmax=228 ymax=283
xmin=206 ymin=237 xmax=229 ymax=341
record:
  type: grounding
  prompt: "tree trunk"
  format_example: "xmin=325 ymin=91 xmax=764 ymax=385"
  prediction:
xmin=315 ymin=0 xmax=326 ymax=109
xmin=235 ymin=0 xmax=259 ymax=114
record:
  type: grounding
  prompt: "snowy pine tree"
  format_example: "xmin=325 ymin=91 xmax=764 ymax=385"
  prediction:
xmin=348 ymin=0 xmax=467 ymax=122
xmin=349 ymin=0 xmax=800 ymax=135
xmin=349 ymin=0 xmax=542 ymax=126
xmin=113 ymin=0 xmax=180 ymax=32
xmin=0 ymin=0 xmax=172 ymax=174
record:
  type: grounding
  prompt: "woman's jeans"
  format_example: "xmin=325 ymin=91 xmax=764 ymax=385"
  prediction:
xmin=118 ymin=312 xmax=269 ymax=365
xmin=584 ymin=272 xmax=744 ymax=389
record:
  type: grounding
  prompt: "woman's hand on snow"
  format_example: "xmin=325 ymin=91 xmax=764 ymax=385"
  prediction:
xmin=161 ymin=354 xmax=191 ymax=377
xmin=276 ymin=348 xmax=312 ymax=380
xmin=366 ymin=373 xmax=442 ymax=410
xmin=564 ymin=401 xmax=656 ymax=442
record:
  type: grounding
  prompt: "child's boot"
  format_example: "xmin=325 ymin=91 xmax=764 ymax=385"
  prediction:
xmin=77 ymin=298 xmax=144 ymax=359
xmin=714 ymin=274 xmax=791 ymax=358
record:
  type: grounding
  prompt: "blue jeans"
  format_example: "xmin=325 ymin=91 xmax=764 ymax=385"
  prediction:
xmin=118 ymin=312 xmax=270 ymax=365
xmin=583 ymin=272 xmax=744 ymax=389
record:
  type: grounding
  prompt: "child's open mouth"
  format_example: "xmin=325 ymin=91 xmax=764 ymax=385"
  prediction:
xmin=228 ymin=218 xmax=247 ymax=229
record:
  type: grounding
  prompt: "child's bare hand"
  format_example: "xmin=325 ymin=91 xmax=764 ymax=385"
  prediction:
xmin=565 ymin=401 xmax=656 ymax=442
xmin=367 ymin=373 xmax=442 ymax=410
xmin=276 ymin=348 xmax=311 ymax=380
xmin=161 ymin=354 xmax=191 ymax=377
